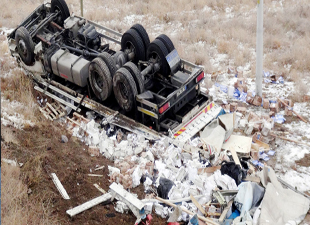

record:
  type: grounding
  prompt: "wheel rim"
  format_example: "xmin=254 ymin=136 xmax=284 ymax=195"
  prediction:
xmin=93 ymin=71 xmax=103 ymax=91
xmin=118 ymin=82 xmax=129 ymax=103
xmin=125 ymin=41 xmax=135 ymax=55
xmin=18 ymin=40 xmax=28 ymax=58
xmin=54 ymin=6 xmax=63 ymax=25
xmin=148 ymin=51 xmax=162 ymax=66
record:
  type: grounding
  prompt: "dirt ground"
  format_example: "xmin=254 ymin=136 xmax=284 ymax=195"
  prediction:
xmin=1 ymin=121 xmax=167 ymax=224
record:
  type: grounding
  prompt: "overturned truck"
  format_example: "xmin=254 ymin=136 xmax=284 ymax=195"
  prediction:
xmin=8 ymin=0 xmax=222 ymax=138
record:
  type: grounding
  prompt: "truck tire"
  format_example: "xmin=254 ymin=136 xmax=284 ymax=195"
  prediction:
xmin=156 ymin=34 xmax=175 ymax=53
xmin=89 ymin=57 xmax=113 ymax=101
xmin=147 ymin=39 xmax=170 ymax=77
xmin=112 ymin=51 xmax=127 ymax=69
xmin=98 ymin=52 xmax=117 ymax=77
xmin=130 ymin=24 xmax=150 ymax=51
xmin=51 ymin=0 xmax=70 ymax=26
xmin=121 ymin=29 xmax=145 ymax=63
xmin=15 ymin=26 xmax=35 ymax=66
xmin=123 ymin=62 xmax=144 ymax=94
xmin=113 ymin=67 xmax=138 ymax=112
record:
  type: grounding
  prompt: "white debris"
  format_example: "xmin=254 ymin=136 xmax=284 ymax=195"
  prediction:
xmin=115 ymin=201 xmax=130 ymax=213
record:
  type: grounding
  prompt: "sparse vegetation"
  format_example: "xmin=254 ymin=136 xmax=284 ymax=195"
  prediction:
xmin=1 ymin=0 xmax=309 ymax=224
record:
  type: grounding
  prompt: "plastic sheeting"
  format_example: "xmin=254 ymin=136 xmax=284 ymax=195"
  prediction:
xmin=259 ymin=166 xmax=310 ymax=225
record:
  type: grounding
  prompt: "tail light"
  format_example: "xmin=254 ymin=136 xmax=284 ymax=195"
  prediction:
xmin=159 ymin=102 xmax=170 ymax=114
xmin=196 ymin=71 xmax=204 ymax=83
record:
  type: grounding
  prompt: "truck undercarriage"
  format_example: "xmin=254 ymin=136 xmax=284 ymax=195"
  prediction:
xmin=8 ymin=0 xmax=222 ymax=139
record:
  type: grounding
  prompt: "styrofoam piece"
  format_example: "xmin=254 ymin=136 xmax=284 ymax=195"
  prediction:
xmin=222 ymin=134 xmax=252 ymax=154
xmin=115 ymin=200 xmax=130 ymax=213
xmin=66 ymin=193 xmax=112 ymax=217
xmin=109 ymin=182 xmax=145 ymax=219
xmin=132 ymin=167 xmax=142 ymax=188
xmin=175 ymin=166 xmax=187 ymax=182
xmin=144 ymin=202 xmax=153 ymax=215
xmin=108 ymin=166 xmax=120 ymax=176
xmin=51 ymin=173 xmax=70 ymax=200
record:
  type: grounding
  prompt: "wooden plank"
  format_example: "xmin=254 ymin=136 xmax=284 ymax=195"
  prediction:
xmin=243 ymin=175 xmax=261 ymax=183
xmin=94 ymin=165 xmax=105 ymax=171
xmin=190 ymin=194 xmax=206 ymax=216
xmin=270 ymin=134 xmax=310 ymax=147
xmin=66 ymin=193 xmax=112 ymax=217
xmin=219 ymin=198 xmax=234 ymax=222
xmin=229 ymin=148 xmax=241 ymax=166
xmin=46 ymin=102 xmax=58 ymax=116
xmin=277 ymin=98 xmax=307 ymax=123
xmin=51 ymin=173 xmax=70 ymax=200
xmin=34 ymin=86 xmax=80 ymax=112
xmin=88 ymin=174 xmax=103 ymax=177
xmin=109 ymin=182 xmax=144 ymax=210
xmin=93 ymin=183 xmax=106 ymax=194
xmin=156 ymin=196 xmax=219 ymax=225
xmin=253 ymin=139 xmax=270 ymax=150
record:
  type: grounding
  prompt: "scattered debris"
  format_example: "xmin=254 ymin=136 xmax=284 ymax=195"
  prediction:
xmin=66 ymin=193 xmax=112 ymax=217
xmin=61 ymin=135 xmax=68 ymax=143
xmin=51 ymin=173 xmax=70 ymax=200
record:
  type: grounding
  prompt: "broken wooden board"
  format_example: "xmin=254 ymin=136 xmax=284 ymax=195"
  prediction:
xmin=66 ymin=193 xmax=112 ymax=217
xmin=243 ymin=175 xmax=261 ymax=183
xmin=190 ymin=194 xmax=206 ymax=216
xmin=219 ymin=198 xmax=234 ymax=222
xmin=109 ymin=182 xmax=145 ymax=222
xmin=156 ymin=196 xmax=219 ymax=225
xmin=252 ymin=139 xmax=270 ymax=151
xmin=229 ymin=148 xmax=241 ymax=166
xmin=93 ymin=183 xmax=106 ymax=194
xmin=51 ymin=173 xmax=70 ymax=200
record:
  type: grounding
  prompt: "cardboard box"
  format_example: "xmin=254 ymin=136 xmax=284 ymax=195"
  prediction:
xmin=263 ymin=99 xmax=269 ymax=109
xmin=252 ymin=95 xmax=263 ymax=106
xmin=230 ymin=103 xmax=238 ymax=112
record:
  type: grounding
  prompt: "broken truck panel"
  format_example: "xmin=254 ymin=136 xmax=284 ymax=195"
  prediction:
xmin=172 ymin=102 xmax=223 ymax=142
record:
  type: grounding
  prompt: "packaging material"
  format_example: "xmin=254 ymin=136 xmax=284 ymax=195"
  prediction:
xmin=115 ymin=201 xmax=130 ymax=213
xmin=271 ymin=114 xmax=286 ymax=124
xmin=234 ymin=182 xmax=265 ymax=218
xmin=252 ymin=95 xmax=262 ymax=106
xmin=200 ymin=119 xmax=226 ymax=152
xmin=263 ymin=99 xmax=269 ymax=109
xmin=218 ymin=113 xmax=235 ymax=142
xmin=227 ymin=86 xmax=235 ymax=98
xmin=259 ymin=166 xmax=310 ymax=225
xmin=270 ymin=102 xmax=279 ymax=113
xmin=230 ymin=103 xmax=238 ymax=112
xmin=222 ymin=135 xmax=252 ymax=155
xmin=261 ymin=121 xmax=272 ymax=136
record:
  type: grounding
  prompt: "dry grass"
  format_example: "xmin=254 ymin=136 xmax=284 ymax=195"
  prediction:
xmin=1 ymin=161 xmax=59 ymax=225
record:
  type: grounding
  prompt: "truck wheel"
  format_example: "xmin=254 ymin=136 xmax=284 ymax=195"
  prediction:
xmin=147 ymin=39 xmax=170 ymax=77
xmin=89 ymin=57 xmax=112 ymax=101
xmin=130 ymin=24 xmax=150 ymax=51
xmin=156 ymin=34 xmax=175 ymax=53
xmin=15 ymin=26 xmax=35 ymax=66
xmin=98 ymin=52 xmax=117 ymax=77
xmin=113 ymin=51 xmax=127 ymax=69
xmin=123 ymin=62 xmax=144 ymax=94
xmin=121 ymin=29 xmax=145 ymax=63
xmin=113 ymin=67 xmax=138 ymax=112
xmin=51 ymin=0 xmax=70 ymax=26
